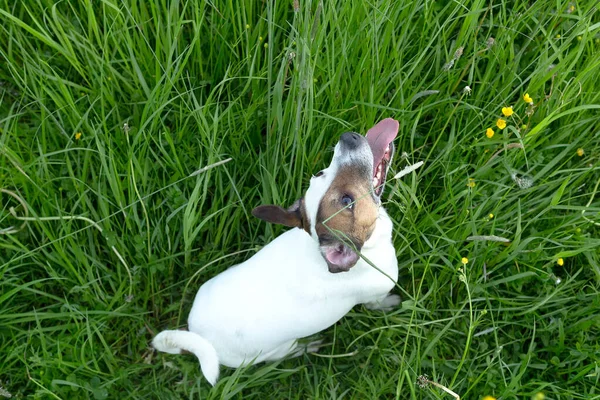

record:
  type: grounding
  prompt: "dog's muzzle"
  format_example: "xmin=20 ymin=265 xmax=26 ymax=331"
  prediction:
xmin=319 ymin=234 xmax=363 ymax=273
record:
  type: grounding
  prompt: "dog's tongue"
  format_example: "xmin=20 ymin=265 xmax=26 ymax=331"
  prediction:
xmin=325 ymin=244 xmax=359 ymax=269
xmin=366 ymin=118 xmax=399 ymax=175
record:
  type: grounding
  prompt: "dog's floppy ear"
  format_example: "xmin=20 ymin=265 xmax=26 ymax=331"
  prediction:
xmin=252 ymin=199 xmax=306 ymax=229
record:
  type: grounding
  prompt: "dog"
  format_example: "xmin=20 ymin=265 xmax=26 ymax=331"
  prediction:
xmin=152 ymin=118 xmax=400 ymax=385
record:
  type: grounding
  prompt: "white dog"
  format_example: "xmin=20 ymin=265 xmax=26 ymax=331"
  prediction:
xmin=153 ymin=118 xmax=400 ymax=385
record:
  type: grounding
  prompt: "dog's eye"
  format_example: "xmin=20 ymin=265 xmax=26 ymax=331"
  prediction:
xmin=341 ymin=194 xmax=354 ymax=209
xmin=314 ymin=170 xmax=324 ymax=177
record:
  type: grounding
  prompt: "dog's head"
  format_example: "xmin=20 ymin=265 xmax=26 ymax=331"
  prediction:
xmin=253 ymin=118 xmax=398 ymax=273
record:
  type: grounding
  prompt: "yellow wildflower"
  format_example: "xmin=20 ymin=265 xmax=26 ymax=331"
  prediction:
xmin=502 ymin=106 xmax=514 ymax=117
xmin=569 ymin=5 xmax=575 ymax=12
xmin=245 ymin=24 xmax=250 ymax=29
xmin=523 ymin=93 xmax=533 ymax=104
xmin=486 ymin=128 xmax=495 ymax=139
xmin=555 ymin=34 xmax=561 ymax=39
xmin=576 ymin=148 xmax=584 ymax=157
xmin=557 ymin=258 xmax=564 ymax=266
xmin=533 ymin=392 xmax=546 ymax=400
xmin=489 ymin=213 xmax=494 ymax=219
xmin=461 ymin=257 xmax=469 ymax=265
xmin=577 ymin=36 xmax=582 ymax=41
xmin=496 ymin=119 xmax=507 ymax=130
xmin=482 ymin=396 xmax=496 ymax=400
xmin=467 ymin=178 xmax=476 ymax=188
xmin=75 ymin=132 xmax=82 ymax=140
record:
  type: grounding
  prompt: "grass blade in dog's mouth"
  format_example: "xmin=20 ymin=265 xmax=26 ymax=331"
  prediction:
xmin=366 ymin=118 xmax=398 ymax=196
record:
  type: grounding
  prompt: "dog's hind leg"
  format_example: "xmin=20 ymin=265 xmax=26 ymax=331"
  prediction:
xmin=287 ymin=339 xmax=324 ymax=358
xmin=260 ymin=339 xmax=322 ymax=362
xmin=293 ymin=339 xmax=324 ymax=356
xmin=260 ymin=340 xmax=299 ymax=362
xmin=364 ymin=293 xmax=401 ymax=311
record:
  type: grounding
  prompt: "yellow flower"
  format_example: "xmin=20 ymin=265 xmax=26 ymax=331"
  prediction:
xmin=245 ymin=24 xmax=250 ymax=29
xmin=576 ymin=148 xmax=584 ymax=157
xmin=569 ymin=5 xmax=575 ymax=12
xmin=482 ymin=396 xmax=496 ymax=400
xmin=259 ymin=36 xmax=263 ymax=42
xmin=502 ymin=106 xmax=514 ymax=117
xmin=496 ymin=119 xmax=507 ymax=130
xmin=577 ymin=36 xmax=582 ymax=41
xmin=75 ymin=132 xmax=82 ymax=140
xmin=555 ymin=34 xmax=561 ymax=39
xmin=557 ymin=258 xmax=564 ymax=266
xmin=533 ymin=392 xmax=546 ymax=400
xmin=489 ymin=213 xmax=494 ymax=219
xmin=486 ymin=128 xmax=495 ymax=138
xmin=461 ymin=257 xmax=469 ymax=265
xmin=467 ymin=178 xmax=476 ymax=188
xmin=523 ymin=93 xmax=533 ymax=104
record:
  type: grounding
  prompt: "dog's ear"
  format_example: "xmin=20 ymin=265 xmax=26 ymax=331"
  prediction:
xmin=252 ymin=199 xmax=306 ymax=229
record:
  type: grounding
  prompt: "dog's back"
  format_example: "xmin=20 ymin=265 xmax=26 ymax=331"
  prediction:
xmin=187 ymin=209 xmax=396 ymax=366
xmin=187 ymin=228 xmax=356 ymax=367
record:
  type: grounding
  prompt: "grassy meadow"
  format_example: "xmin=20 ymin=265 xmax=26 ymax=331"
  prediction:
xmin=1 ymin=0 xmax=600 ymax=398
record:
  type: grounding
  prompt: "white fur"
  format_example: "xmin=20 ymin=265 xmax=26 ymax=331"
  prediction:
xmin=152 ymin=330 xmax=220 ymax=385
xmin=304 ymin=144 xmax=340 ymax=239
xmin=153 ymin=138 xmax=398 ymax=386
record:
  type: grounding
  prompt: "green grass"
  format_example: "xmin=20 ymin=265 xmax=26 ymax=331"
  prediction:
xmin=1 ymin=0 xmax=599 ymax=398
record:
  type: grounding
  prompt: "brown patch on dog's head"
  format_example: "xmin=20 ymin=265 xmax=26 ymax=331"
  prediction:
xmin=315 ymin=164 xmax=379 ymax=272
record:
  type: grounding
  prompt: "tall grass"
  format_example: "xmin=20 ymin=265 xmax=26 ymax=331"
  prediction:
xmin=1 ymin=0 xmax=599 ymax=398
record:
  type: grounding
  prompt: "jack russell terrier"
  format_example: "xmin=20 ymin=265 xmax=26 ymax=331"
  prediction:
xmin=153 ymin=118 xmax=400 ymax=385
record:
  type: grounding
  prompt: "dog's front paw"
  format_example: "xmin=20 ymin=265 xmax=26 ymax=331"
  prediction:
xmin=365 ymin=294 xmax=401 ymax=311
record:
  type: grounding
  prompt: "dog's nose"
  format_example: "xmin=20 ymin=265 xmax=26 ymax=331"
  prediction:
xmin=340 ymin=132 xmax=362 ymax=149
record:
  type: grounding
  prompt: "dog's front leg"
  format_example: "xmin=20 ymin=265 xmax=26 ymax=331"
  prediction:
xmin=364 ymin=293 xmax=401 ymax=311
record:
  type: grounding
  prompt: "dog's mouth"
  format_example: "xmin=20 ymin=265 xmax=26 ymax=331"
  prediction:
xmin=322 ymin=242 xmax=360 ymax=273
xmin=366 ymin=118 xmax=398 ymax=197
xmin=319 ymin=234 xmax=361 ymax=273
